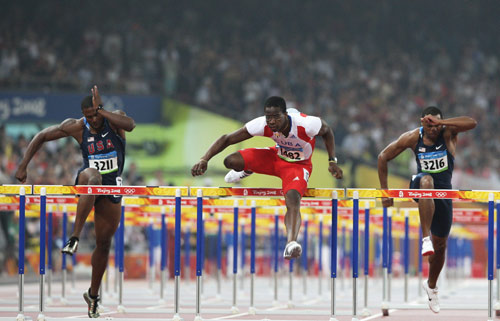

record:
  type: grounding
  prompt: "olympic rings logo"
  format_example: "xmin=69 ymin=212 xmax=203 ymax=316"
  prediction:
xmin=124 ymin=188 xmax=136 ymax=194
xmin=436 ymin=192 xmax=447 ymax=198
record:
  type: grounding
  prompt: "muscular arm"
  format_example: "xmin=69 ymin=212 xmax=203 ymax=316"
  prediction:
xmin=15 ymin=118 xmax=82 ymax=183
xmin=423 ymin=115 xmax=477 ymax=156
xmin=440 ymin=116 xmax=476 ymax=134
xmin=317 ymin=119 xmax=343 ymax=179
xmin=99 ymin=109 xmax=136 ymax=133
xmin=91 ymin=85 xmax=135 ymax=133
xmin=191 ymin=127 xmax=253 ymax=176
xmin=423 ymin=115 xmax=477 ymax=135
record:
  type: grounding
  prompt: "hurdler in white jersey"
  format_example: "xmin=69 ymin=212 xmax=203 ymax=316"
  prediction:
xmin=191 ymin=96 xmax=343 ymax=261
xmin=245 ymin=112 xmax=322 ymax=163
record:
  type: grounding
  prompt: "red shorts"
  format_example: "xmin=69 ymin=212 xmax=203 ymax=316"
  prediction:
xmin=239 ymin=147 xmax=313 ymax=196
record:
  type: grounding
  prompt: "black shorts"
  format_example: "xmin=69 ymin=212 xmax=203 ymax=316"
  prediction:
xmin=75 ymin=169 xmax=122 ymax=204
xmin=410 ymin=173 xmax=453 ymax=238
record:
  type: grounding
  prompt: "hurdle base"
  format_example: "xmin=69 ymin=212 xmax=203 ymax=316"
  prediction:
xmin=287 ymin=300 xmax=294 ymax=308
xmin=60 ymin=297 xmax=68 ymax=305
xmin=16 ymin=313 xmax=26 ymax=321
xmin=45 ymin=297 xmax=53 ymax=305
xmin=36 ymin=313 xmax=45 ymax=321
xmin=272 ymin=300 xmax=280 ymax=307
xmin=329 ymin=317 xmax=339 ymax=321
xmin=248 ymin=306 xmax=257 ymax=315
xmin=494 ymin=301 xmax=500 ymax=316
xmin=381 ymin=300 xmax=389 ymax=316
xmin=361 ymin=308 xmax=371 ymax=316
xmin=117 ymin=304 xmax=126 ymax=313
xmin=194 ymin=316 xmax=203 ymax=321
xmin=171 ymin=313 xmax=184 ymax=321
xmin=351 ymin=317 xmax=359 ymax=321
xmin=230 ymin=306 xmax=240 ymax=314
xmin=158 ymin=298 xmax=166 ymax=305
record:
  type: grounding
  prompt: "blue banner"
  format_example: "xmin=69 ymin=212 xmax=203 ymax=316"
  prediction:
xmin=0 ymin=92 xmax=161 ymax=123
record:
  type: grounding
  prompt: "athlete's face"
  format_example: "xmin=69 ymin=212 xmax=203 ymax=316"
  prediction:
xmin=82 ymin=106 xmax=104 ymax=131
xmin=421 ymin=114 xmax=442 ymax=140
xmin=264 ymin=106 xmax=288 ymax=132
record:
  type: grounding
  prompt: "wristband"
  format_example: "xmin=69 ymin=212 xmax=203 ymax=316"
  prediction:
xmin=328 ymin=156 xmax=338 ymax=163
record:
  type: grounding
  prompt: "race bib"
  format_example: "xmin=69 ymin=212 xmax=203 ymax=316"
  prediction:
xmin=88 ymin=151 xmax=118 ymax=174
xmin=418 ymin=151 xmax=448 ymax=173
xmin=277 ymin=146 xmax=305 ymax=162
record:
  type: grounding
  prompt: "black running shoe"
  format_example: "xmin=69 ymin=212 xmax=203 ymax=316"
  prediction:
xmin=61 ymin=236 xmax=79 ymax=255
xmin=83 ymin=288 xmax=100 ymax=318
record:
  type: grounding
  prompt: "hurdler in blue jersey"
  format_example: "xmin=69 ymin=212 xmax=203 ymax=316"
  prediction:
xmin=377 ymin=106 xmax=476 ymax=314
xmin=15 ymin=85 xmax=135 ymax=318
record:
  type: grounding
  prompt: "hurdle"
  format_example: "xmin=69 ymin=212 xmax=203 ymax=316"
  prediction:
xmin=3 ymin=184 xmax=357 ymax=320
xmin=2 ymin=184 xmax=499 ymax=321
xmin=30 ymin=185 xmax=189 ymax=320
xmin=186 ymin=186 xmax=354 ymax=319
xmin=347 ymin=188 xmax=500 ymax=321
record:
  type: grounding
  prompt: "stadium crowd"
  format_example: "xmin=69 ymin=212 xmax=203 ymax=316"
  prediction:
xmin=0 ymin=0 xmax=498 ymax=182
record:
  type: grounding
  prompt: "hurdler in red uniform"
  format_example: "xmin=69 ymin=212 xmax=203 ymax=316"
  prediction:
xmin=191 ymin=96 xmax=343 ymax=260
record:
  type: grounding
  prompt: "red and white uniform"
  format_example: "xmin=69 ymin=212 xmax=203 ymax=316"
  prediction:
xmin=239 ymin=112 xmax=322 ymax=195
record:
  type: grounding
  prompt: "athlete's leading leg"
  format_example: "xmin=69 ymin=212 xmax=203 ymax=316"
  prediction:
xmin=62 ymin=168 xmax=102 ymax=254
xmin=73 ymin=168 xmax=102 ymax=238
xmin=89 ymin=198 xmax=121 ymax=296
xmin=224 ymin=152 xmax=253 ymax=182
xmin=224 ymin=152 xmax=245 ymax=171
xmin=418 ymin=175 xmax=435 ymax=238
xmin=283 ymin=189 xmax=302 ymax=259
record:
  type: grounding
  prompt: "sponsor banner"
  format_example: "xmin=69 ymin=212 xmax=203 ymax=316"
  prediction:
xmin=0 ymin=185 xmax=32 ymax=195
xmin=0 ymin=92 xmax=161 ymax=123
xmin=190 ymin=187 xmax=345 ymax=198
xmin=347 ymin=189 xmax=500 ymax=200
xmin=33 ymin=185 xmax=189 ymax=196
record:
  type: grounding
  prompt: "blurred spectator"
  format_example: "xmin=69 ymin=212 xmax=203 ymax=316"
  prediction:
xmin=147 ymin=169 xmax=166 ymax=186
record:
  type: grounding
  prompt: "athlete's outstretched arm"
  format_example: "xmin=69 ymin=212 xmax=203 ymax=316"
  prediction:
xmin=92 ymin=85 xmax=136 ymax=132
xmin=15 ymin=118 xmax=82 ymax=183
xmin=98 ymin=108 xmax=136 ymax=132
xmin=191 ymin=127 xmax=253 ymax=176
xmin=377 ymin=129 xmax=418 ymax=207
xmin=317 ymin=119 xmax=343 ymax=179
xmin=422 ymin=115 xmax=477 ymax=134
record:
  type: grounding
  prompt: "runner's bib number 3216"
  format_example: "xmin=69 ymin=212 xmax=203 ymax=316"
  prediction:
xmin=418 ymin=150 xmax=448 ymax=173
xmin=88 ymin=151 xmax=118 ymax=174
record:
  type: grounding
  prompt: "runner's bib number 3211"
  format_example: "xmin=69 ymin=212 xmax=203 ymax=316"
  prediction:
xmin=418 ymin=150 xmax=448 ymax=173
xmin=88 ymin=151 xmax=118 ymax=174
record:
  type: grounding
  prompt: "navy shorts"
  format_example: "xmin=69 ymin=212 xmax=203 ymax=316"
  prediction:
xmin=75 ymin=169 xmax=122 ymax=204
xmin=410 ymin=173 xmax=453 ymax=238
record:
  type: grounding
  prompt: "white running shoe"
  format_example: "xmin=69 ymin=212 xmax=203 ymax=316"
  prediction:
xmin=283 ymin=241 xmax=302 ymax=260
xmin=422 ymin=280 xmax=440 ymax=313
xmin=224 ymin=170 xmax=252 ymax=183
xmin=421 ymin=236 xmax=434 ymax=256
